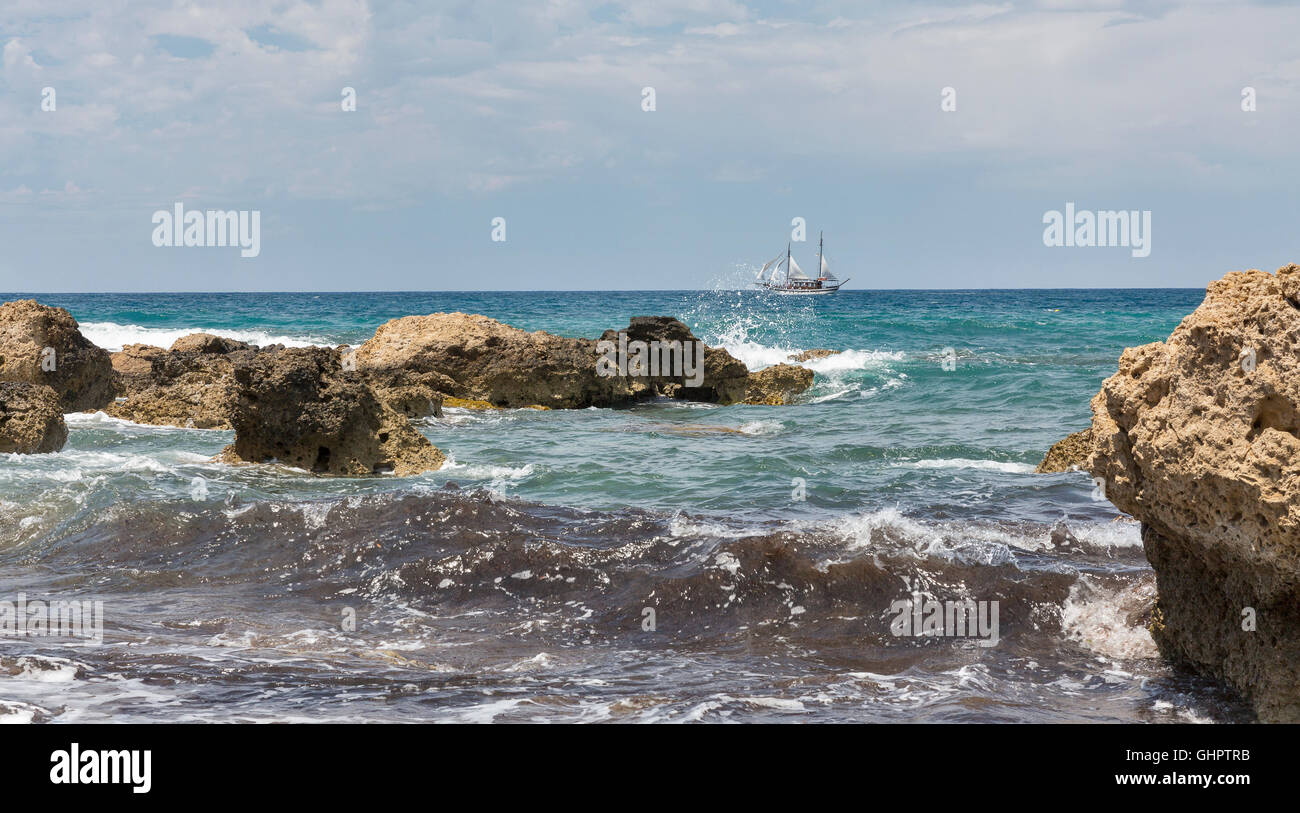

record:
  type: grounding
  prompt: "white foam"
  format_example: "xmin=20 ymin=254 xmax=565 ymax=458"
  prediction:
xmin=1071 ymin=519 xmax=1142 ymax=549
xmin=898 ymin=458 xmax=1037 ymax=474
xmin=797 ymin=349 xmax=905 ymax=374
xmin=439 ymin=456 xmax=535 ymax=481
xmin=79 ymin=321 xmax=326 ymax=352
xmin=736 ymin=420 xmax=782 ymax=435
xmin=65 ymin=411 xmax=217 ymax=433
xmin=1061 ymin=577 xmax=1158 ymax=660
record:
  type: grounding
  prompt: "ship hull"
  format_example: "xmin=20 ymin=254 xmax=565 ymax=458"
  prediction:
xmin=753 ymin=283 xmax=843 ymax=295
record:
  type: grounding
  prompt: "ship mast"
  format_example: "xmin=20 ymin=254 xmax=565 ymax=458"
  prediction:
xmin=817 ymin=232 xmax=823 ymax=284
xmin=786 ymin=242 xmax=791 ymax=286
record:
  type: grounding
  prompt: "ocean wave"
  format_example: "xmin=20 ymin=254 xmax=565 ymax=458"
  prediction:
xmin=797 ymin=349 xmax=905 ymax=373
xmin=825 ymin=507 xmax=1140 ymax=560
xmin=439 ymin=456 xmax=536 ymax=482
xmin=78 ymin=321 xmax=328 ymax=352
xmin=65 ymin=410 xmax=220 ymax=432
xmin=897 ymin=458 xmax=1037 ymax=474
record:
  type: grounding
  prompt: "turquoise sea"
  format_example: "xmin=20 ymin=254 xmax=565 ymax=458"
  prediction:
xmin=0 ymin=288 xmax=1250 ymax=722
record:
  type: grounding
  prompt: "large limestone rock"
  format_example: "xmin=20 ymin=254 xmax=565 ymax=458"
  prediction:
xmin=1035 ymin=428 xmax=1092 ymax=473
xmin=354 ymin=313 xmax=756 ymax=409
xmin=354 ymin=312 xmax=601 ymax=409
xmin=107 ymin=334 xmax=258 ymax=429
xmin=0 ymin=382 xmax=68 ymax=453
xmin=0 ymin=300 xmax=114 ymax=412
xmin=1086 ymin=265 xmax=1300 ymax=721
xmin=219 ymin=346 xmax=444 ymax=476
xmin=744 ymin=363 xmax=815 ymax=405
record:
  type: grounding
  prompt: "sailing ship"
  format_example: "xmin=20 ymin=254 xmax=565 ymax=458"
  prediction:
xmin=753 ymin=232 xmax=848 ymax=295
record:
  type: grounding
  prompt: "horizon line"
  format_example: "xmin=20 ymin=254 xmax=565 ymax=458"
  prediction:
xmin=1 ymin=287 xmax=1208 ymax=295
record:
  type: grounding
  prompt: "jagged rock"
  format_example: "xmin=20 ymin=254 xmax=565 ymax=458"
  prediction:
xmin=1086 ymin=264 xmax=1300 ymax=722
xmin=788 ymin=349 xmax=840 ymax=362
xmin=352 ymin=359 xmax=451 ymax=419
xmin=111 ymin=343 xmax=167 ymax=394
xmin=1035 ymin=428 xmax=1093 ymax=473
xmin=106 ymin=334 xmax=259 ymax=429
xmin=218 ymin=346 xmax=444 ymax=476
xmin=0 ymin=382 xmax=68 ymax=453
xmin=0 ymin=299 xmax=114 ymax=412
xmin=744 ymin=363 xmax=815 ymax=405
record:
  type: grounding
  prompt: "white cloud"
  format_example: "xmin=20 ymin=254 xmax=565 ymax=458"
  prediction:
xmin=1 ymin=0 xmax=1298 ymax=215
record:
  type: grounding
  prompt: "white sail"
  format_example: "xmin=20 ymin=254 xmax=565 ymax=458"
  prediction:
xmin=819 ymin=255 xmax=837 ymax=281
xmin=757 ymin=253 xmax=783 ymax=281
xmin=787 ymin=254 xmax=809 ymax=279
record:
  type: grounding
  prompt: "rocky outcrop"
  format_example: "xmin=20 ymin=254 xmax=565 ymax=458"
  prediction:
xmin=744 ymin=363 xmax=815 ymax=405
xmin=106 ymin=334 xmax=258 ymax=429
xmin=354 ymin=313 xmax=758 ymax=409
xmin=99 ymin=312 xmax=813 ymax=431
xmin=0 ymin=382 xmax=68 ymax=453
xmin=1086 ymin=265 xmax=1300 ymax=722
xmin=219 ymin=346 xmax=444 ymax=476
xmin=0 ymin=300 xmax=114 ymax=412
xmin=1035 ymin=428 xmax=1092 ymax=473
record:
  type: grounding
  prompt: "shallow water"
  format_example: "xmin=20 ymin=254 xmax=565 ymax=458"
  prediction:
xmin=0 ymin=289 xmax=1252 ymax=722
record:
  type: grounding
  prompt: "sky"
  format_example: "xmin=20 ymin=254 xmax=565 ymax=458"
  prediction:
xmin=1 ymin=0 xmax=1299 ymax=292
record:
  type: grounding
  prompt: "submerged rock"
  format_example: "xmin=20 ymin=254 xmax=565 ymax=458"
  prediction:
xmin=788 ymin=349 xmax=841 ymax=362
xmin=0 ymin=299 xmax=114 ymax=412
xmin=1035 ymin=428 xmax=1093 ymax=473
xmin=744 ymin=363 xmax=815 ymax=405
xmin=219 ymin=346 xmax=444 ymax=476
xmin=0 ymin=382 xmax=68 ymax=453
xmin=1086 ymin=264 xmax=1300 ymax=721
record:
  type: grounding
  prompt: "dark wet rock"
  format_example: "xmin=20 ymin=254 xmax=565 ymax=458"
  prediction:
xmin=606 ymin=316 xmax=752 ymax=405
